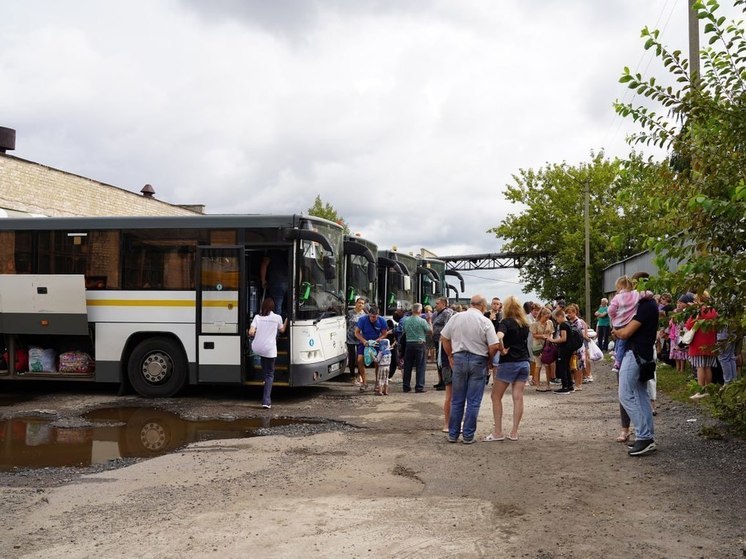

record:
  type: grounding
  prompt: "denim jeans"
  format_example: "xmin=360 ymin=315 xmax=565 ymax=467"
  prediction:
xmin=403 ymin=343 xmax=427 ymax=391
xmin=718 ymin=343 xmax=737 ymax=384
xmin=268 ymin=281 xmax=289 ymax=318
xmin=261 ymin=356 xmax=275 ymax=406
xmin=449 ymin=352 xmax=488 ymax=441
xmin=614 ymin=337 xmax=628 ymax=366
xmin=618 ymin=349 xmax=654 ymax=440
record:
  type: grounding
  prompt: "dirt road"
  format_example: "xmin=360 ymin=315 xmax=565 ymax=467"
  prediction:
xmin=1 ymin=360 xmax=744 ymax=558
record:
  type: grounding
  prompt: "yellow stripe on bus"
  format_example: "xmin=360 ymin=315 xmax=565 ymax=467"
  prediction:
xmin=87 ymin=299 xmax=238 ymax=307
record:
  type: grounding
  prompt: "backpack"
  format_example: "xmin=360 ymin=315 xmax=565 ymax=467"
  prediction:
xmin=566 ymin=324 xmax=584 ymax=352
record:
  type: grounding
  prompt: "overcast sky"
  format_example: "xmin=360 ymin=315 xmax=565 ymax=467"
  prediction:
xmin=2 ymin=0 xmax=733 ymax=303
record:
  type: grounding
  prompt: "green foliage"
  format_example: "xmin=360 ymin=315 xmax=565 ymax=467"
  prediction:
xmin=307 ymin=195 xmax=350 ymax=234
xmin=701 ymin=378 xmax=746 ymax=437
xmin=615 ymin=0 xmax=746 ymax=340
xmin=656 ymin=362 xmax=696 ymax=403
xmin=488 ymin=152 xmax=668 ymax=309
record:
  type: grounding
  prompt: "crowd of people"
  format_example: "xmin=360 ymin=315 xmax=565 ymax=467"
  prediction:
xmin=344 ymin=276 xmax=741 ymax=458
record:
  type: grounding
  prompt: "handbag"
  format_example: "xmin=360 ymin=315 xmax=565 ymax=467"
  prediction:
xmin=633 ymin=351 xmax=656 ymax=382
xmin=679 ymin=327 xmax=695 ymax=348
xmin=540 ymin=341 xmax=558 ymax=364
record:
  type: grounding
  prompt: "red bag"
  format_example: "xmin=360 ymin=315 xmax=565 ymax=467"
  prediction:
xmin=540 ymin=342 xmax=558 ymax=365
xmin=3 ymin=348 xmax=29 ymax=372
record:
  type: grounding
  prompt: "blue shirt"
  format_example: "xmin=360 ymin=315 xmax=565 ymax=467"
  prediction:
xmin=356 ymin=315 xmax=387 ymax=342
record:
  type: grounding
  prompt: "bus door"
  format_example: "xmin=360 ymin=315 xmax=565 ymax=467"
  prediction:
xmin=196 ymin=246 xmax=243 ymax=384
xmin=243 ymin=248 xmax=268 ymax=383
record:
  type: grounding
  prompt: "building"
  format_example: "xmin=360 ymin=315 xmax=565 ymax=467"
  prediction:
xmin=0 ymin=126 xmax=203 ymax=218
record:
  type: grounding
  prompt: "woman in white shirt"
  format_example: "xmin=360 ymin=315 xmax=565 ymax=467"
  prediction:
xmin=249 ymin=297 xmax=288 ymax=409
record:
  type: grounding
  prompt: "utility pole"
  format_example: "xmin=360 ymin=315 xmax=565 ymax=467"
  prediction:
xmin=584 ymin=178 xmax=591 ymax=326
xmin=688 ymin=0 xmax=700 ymax=83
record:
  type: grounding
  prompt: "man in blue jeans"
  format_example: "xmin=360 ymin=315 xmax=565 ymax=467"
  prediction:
xmin=440 ymin=295 xmax=500 ymax=444
xmin=401 ymin=303 xmax=433 ymax=393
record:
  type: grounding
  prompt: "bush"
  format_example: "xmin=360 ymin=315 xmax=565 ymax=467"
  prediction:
xmin=701 ymin=378 xmax=746 ymax=437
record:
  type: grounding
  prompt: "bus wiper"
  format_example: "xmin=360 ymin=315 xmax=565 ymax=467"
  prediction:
xmin=313 ymin=310 xmax=339 ymax=324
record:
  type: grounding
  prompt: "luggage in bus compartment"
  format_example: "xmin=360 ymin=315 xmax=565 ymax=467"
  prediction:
xmin=0 ymin=274 xmax=89 ymax=335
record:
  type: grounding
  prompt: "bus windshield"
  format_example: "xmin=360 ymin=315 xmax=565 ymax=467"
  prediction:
xmin=295 ymin=222 xmax=344 ymax=320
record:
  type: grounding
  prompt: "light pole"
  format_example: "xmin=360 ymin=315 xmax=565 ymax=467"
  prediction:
xmin=584 ymin=178 xmax=591 ymax=327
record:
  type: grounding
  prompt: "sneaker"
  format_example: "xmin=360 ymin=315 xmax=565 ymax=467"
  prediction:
xmin=462 ymin=437 xmax=476 ymax=444
xmin=550 ymin=378 xmax=562 ymax=385
xmin=611 ymin=367 xmax=619 ymax=374
xmin=447 ymin=436 xmax=458 ymax=443
xmin=627 ymin=439 xmax=657 ymax=456
xmin=433 ymin=382 xmax=445 ymax=389
xmin=587 ymin=376 xmax=595 ymax=382
xmin=415 ymin=389 xmax=427 ymax=393
xmin=262 ymin=404 xmax=271 ymax=409
xmin=690 ymin=391 xmax=709 ymax=400
xmin=553 ymin=387 xmax=572 ymax=394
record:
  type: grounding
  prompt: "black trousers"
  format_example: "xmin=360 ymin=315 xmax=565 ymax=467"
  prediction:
xmin=556 ymin=353 xmax=572 ymax=389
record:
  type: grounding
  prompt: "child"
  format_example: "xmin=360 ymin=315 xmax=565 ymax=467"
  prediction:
xmin=549 ymin=308 xmax=574 ymax=394
xmin=608 ymin=275 xmax=653 ymax=372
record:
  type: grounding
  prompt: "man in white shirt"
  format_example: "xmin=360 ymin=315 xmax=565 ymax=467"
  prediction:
xmin=440 ymin=295 xmax=500 ymax=444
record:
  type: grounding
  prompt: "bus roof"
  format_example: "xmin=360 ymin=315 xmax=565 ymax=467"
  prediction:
xmin=0 ymin=214 xmax=344 ymax=232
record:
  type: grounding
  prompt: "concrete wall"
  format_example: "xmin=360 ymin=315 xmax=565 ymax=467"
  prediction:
xmin=0 ymin=153 xmax=203 ymax=217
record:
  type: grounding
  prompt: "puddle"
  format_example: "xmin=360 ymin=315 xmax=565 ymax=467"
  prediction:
xmin=0 ymin=407 xmax=319 ymax=471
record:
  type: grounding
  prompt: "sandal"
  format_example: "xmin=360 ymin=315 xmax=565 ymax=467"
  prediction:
xmin=616 ymin=432 xmax=630 ymax=443
xmin=482 ymin=433 xmax=505 ymax=442
xmin=507 ymin=434 xmax=519 ymax=441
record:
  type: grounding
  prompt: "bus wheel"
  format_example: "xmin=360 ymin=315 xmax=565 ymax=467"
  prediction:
xmin=127 ymin=338 xmax=187 ymax=398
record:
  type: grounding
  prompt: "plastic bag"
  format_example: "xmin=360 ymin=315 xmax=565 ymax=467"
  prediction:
xmin=588 ymin=339 xmax=603 ymax=361
xmin=363 ymin=344 xmax=378 ymax=367
xmin=29 ymin=347 xmax=57 ymax=372
xmin=58 ymin=351 xmax=94 ymax=374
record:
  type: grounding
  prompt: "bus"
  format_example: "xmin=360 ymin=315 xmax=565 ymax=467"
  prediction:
xmin=416 ymin=257 xmax=444 ymax=308
xmin=0 ymin=214 xmax=347 ymax=397
xmin=377 ymin=249 xmax=416 ymax=317
xmin=342 ymin=235 xmax=377 ymax=309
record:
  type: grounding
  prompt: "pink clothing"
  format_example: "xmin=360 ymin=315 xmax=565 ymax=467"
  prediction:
xmin=608 ymin=290 xmax=640 ymax=328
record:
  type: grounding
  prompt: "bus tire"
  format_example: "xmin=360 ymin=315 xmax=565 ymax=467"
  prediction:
xmin=127 ymin=337 xmax=187 ymax=398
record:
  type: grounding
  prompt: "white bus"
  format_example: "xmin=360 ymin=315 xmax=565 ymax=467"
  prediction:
xmin=0 ymin=214 xmax=347 ymax=397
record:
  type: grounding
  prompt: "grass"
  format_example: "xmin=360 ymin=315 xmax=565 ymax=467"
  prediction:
xmin=655 ymin=362 xmax=695 ymax=403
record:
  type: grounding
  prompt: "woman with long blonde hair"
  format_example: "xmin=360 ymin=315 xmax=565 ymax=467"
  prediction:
xmin=530 ymin=307 xmax=555 ymax=391
xmin=483 ymin=296 xmax=530 ymax=442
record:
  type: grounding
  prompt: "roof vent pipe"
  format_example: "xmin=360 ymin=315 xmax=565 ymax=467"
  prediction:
xmin=0 ymin=127 xmax=16 ymax=153
xmin=141 ymin=184 xmax=155 ymax=198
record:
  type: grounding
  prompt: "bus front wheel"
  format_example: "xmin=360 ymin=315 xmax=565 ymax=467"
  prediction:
xmin=127 ymin=337 xmax=187 ymax=398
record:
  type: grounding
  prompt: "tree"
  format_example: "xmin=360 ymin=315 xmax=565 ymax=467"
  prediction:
xmin=307 ymin=195 xmax=350 ymax=234
xmin=614 ymin=0 xmax=746 ymax=334
xmin=489 ymin=153 xmax=667 ymax=311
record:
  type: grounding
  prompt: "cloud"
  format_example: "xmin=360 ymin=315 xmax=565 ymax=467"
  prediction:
xmin=2 ymin=0 xmax=716 ymax=299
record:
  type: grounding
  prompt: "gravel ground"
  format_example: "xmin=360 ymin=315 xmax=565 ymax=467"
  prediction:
xmin=0 ymin=360 xmax=744 ymax=558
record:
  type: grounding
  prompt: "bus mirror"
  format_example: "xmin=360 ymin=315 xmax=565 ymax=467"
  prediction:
xmin=300 ymin=282 xmax=312 ymax=302
xmin=323 ymin=256 xmax=336 ymax=281
xmin=367 ymin=262 xmax=376 ymax=283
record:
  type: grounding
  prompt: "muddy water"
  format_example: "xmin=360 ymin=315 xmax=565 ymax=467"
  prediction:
xmin=0 ymin=407 xmax=318 ymax=471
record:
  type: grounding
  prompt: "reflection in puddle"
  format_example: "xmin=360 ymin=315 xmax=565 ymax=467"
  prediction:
xmin=0 ymin=407 xmax=318 ymax=471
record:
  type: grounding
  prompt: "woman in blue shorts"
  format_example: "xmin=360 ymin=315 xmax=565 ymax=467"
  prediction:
xmin=483 ymin=296 xmax=530 ymax=442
